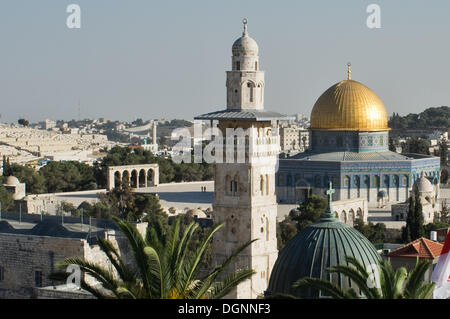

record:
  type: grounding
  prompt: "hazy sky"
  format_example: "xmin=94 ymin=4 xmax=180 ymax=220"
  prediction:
xmin=1 ymin=0 xmax=449 ymax=123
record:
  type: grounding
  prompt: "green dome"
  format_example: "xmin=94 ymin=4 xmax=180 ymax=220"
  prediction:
xmin=267 ymin=215 xmax=381 ymax=298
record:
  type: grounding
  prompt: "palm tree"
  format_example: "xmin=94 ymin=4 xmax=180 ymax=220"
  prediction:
xmin=51 ymin=216 xmax=255 ymax=299
xmin=293 ymin=256 xmax=435 ymax=299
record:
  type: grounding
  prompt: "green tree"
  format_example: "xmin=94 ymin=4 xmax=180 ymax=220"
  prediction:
xmin=98 ymin=182 xmax=137 ymax=221
xmin=293 ymin=195 xmax=327 ymax=231
xmin=18 ymin=118 xmax=29 ymax=127
xmin=0 ymin=185 xmax=14 ymax=211
xmin=59 ymin=201 xmax=76 ymax=214
xmin=293 ymin=256 xmax=434 ymax=299
xmin=2 ymin=156 xmax=11 ymax=176
xmin=353 ymin=219 xmax=387 ymax=244
xmin=389 ymin=137 xmax=399 ymax=152
xmin=7 ymin=163 xmax=46 ymax=194
xmin=402 ymin=191 xmax=425 ymax=242
xmin=388 ymin=107 xmax=450 ymax=130
xmin=39 ymin=161 xmax=96 ymax=193
xmin=402 ymin=137 xmax=430 ymax=155
xmin=52 ymin=217 xmax=255 ymax=299
xmin=276 ymin=217 xmax=298 ymax=251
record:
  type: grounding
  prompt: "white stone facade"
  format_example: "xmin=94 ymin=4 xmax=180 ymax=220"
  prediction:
xmin=331 ymin=198 xmax=368 ymax=225
xmin=106 ymin=164 xmax=159 ymax=190
xmin=209 ymin=21 xmax=282 ymax=299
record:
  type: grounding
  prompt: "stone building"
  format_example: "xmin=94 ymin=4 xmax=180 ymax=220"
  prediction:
xmin=106 ymin=163 xmax=159 ymax=190
xmin=2 ymin=176 xmax=25 ymax=200
xmin=195 ymin=20 xmax=292 ymax=298
xmin=0 ymin=217 xmax=147 ymax=298
xmin=387 ymin=237 xmax=444 ymax=281
xmin=279 ymin=125 xmax=310 ymax=154
xmin=391 ymin=174 xmax=440 ymax=224
xmin=280 ymin=125 xmax=300 ymax=152
xmin=276 ymin=64 xmax=441 ymax=205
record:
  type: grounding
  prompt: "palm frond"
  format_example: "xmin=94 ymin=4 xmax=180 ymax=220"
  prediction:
xmin=205 ymin=269 xmax=256 ymax=299
xmin=143 ymin=246 xmax=164 ymax=298
xmin=97 ymin=238 xmax=135 ymax=283
xmin=327 ymin=264 xmax=381 ymax=299
xmin=404 ymin=259 xmax=434 ymax=299
xmin=112 ymin=217 xmax=153 ymax=294
xmin=56 ymin=258 xmax=122 ymax=297
xmin=294 ymin=277 xmax=356 ymax=299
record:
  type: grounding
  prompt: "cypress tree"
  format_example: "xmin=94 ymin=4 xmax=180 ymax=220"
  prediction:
xmin=403 ymin=195 xmax=414 ymax=242
xmin=413 ymin=190 xmax=425 ymax=239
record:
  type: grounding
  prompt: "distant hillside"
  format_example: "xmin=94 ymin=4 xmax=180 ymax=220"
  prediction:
xmin=388 ymin=106 xmax=449 ymax=130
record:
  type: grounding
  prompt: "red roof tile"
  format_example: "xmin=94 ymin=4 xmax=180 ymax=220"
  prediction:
xmin=387 ymin=237 xmax=444 ymax=259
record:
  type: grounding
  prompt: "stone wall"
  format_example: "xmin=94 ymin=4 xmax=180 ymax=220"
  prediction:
xmin=0 ymin=225 xmax=146 ymax=299
xmin=0 ymin=233 xmax=85 ymax=298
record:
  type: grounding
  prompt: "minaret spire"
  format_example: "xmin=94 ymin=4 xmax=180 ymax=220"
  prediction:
xmin=242 ymin=18 xmax=248 ymax=36
xmin=347 ymin=62 xmax=351 ymax=80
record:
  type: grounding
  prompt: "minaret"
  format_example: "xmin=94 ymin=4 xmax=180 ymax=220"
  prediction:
xmin=195 ymin=20 xmax=293 ymax=299
xmin=227 ymin=19 xmax=264 ymax=110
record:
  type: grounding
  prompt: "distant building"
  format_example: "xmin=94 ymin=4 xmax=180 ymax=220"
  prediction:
xmin=43 ymin=119 xmax=56 ymax=130
xmin=280 ymin=125 xmax=301 ymax=152
xmin=391 ymin=174 xmax=440 ymax=224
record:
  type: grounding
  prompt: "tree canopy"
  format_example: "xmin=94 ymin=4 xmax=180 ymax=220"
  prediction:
xmin=389 ymin=106 xmax=449 ymax=130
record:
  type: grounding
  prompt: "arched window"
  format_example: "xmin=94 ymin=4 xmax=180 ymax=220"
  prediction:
xmin=255 ymin=61 xmax=258 ymax=70
xmin=384 ymin=175 xmax=390 ymax=188
xmin=236 ymin=61 xmax=240 ymax=70
xmin=247 ymin=82 xmax=254 ymax=102
xmin=364 ymin=175 xmax=370 ymax=187
xmin=226 ymin=175 xmax=232 ymax=196
xmin=232 ymin=175 xmax=239 ymax=196
xmin=344 ymin=176 xmax=350 ymax=187
xmin=393 ymin=175 xmax=399 ymax=187
xmin=374 ymin=175 xmax=380 ymax=188
xmin=403 ymin=175 xmax=409 ymax=187
xmin=260 ymin=175 xmax=264 ymax=195
xmin=341 ymin=211 xmax=347 ymax=223
xmin=356 ymin=208 xmax=363 ymax=220
xmin=114 ymin=171 xmax=121 ymax=188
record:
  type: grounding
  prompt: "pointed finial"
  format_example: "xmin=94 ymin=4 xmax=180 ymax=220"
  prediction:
xmin=321 ymin=181 xmax=337 ymax=220
xmin=326 ymin=182 xmax=335 ymax=207
xmin=242 ymin=18 xmax=248 ymax=36
xmin=347 ymin=62 xmax=351 ymax=80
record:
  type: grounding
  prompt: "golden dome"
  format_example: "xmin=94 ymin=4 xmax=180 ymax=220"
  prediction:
xmin=310 ymin=79 xmax=389 ymax=131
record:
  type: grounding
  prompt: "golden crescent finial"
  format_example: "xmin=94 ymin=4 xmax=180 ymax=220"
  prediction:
xmin=347 ymin=62 xmax=351 ymax=80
